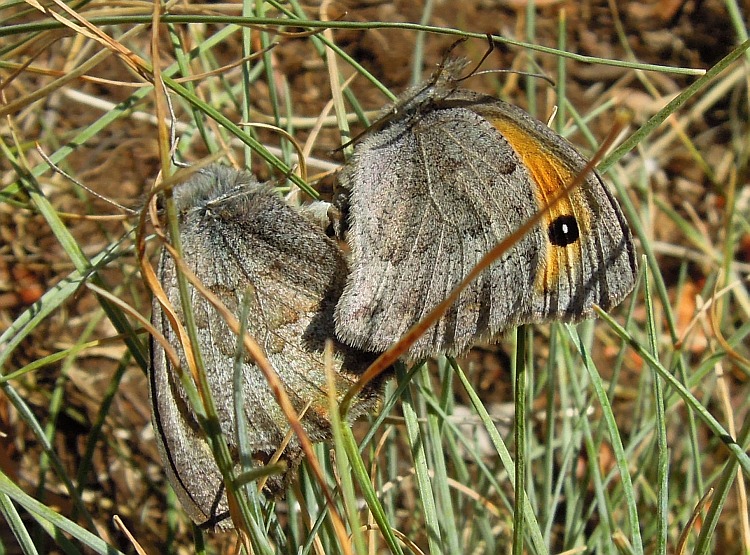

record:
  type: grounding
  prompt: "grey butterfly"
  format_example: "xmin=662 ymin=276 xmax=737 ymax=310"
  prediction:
xmin=150 ymin=165 xmax=384 ymax=530
xmin=334 ymin=59 xmax=637 ymax=361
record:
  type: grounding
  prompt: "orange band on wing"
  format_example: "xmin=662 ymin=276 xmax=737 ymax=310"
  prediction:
xmin=487 ymin=115 xmax=574 ymax=203
xmin=486 ymin=115 xmax=588 ymax=295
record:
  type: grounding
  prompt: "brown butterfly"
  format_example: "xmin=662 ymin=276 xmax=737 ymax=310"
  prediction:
xmin=150 ymin=165 xmax=385 ymax=529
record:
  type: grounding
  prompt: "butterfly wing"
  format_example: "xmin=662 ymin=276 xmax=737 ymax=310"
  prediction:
xmin=150 ymin=166 xmax=382 ymax=529
xmin=471 ymin=98 xmax=638 ymax=322
xmin=335 ymin=91 xmax=636 ymax=360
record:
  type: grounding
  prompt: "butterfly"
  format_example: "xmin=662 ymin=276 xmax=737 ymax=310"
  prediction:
xmin=334 ymin=59 xmax=638 ymax=361
xmin=150 ymin=165 xmax=385 ymax=529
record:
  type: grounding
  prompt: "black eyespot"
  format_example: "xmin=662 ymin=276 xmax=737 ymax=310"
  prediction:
xmin=548 ymin=215 xmax=580 ymax=247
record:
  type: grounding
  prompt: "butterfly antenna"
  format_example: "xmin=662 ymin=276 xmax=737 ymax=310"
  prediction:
xmin=453 ymin=33 xmax=496 ymax=83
